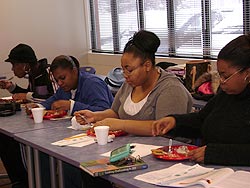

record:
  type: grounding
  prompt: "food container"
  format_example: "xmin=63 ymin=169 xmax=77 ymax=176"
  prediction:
xmin=0 ymin=99 xmax=20 ymax=116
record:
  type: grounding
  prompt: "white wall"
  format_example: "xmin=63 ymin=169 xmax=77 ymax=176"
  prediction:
xmin=0 ymin=0 xmax=89 ymax=97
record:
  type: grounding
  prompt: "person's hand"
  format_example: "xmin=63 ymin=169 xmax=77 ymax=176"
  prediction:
xmin=74 ymin=110 xmax=95 ymax=125
xmin=0 ymin=80 xmax=13 ymax=90
xmin=94 ymin=118 xmax=120 ymax=130
xmin=51 ymin=100 xmax=71 ymax=111
xmin=152 ymin=117 xmax=176 ymax=136
xmin=187 ymin=146 xmax=207 ymax=163
xmin=25 ymin=103 xmax=40 ymax=115
xmin=12 ymin=93 xmax=27 ymax=100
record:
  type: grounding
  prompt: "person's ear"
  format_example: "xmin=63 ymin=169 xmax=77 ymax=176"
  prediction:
xmin=245 ymin=68 xmax=250 ymax=74
xmin=144 ymin=60 xmax=152 ymax=71
xmin=24 ymin=63 xmax=31 ymax=73
xmin=72 ymin=67 xmax=78 ymax=73
xmin=244 ymin=68 xmax=250 ymax=83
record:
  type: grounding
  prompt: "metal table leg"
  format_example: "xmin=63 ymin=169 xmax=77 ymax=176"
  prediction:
xmin=57 ymin=159 xmax=64 ymax=188
xmin=34 ymin=149 xmax=41 ymax=188
xmin=26 ymin=146 xmax=35 ymax=188
xmin=49 ymin=156 xmax=57 ymax=188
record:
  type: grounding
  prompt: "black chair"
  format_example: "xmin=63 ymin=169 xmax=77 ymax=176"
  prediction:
xmin=156 ymin=62 xmax=177 ymax=70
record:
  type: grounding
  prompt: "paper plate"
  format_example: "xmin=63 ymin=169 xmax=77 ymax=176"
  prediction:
xmin=151 ymin=145 xmax=198 ymax=161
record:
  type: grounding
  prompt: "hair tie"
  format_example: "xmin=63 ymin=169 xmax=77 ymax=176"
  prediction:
xmin=66 ymin=55 xmax=76 ymax=68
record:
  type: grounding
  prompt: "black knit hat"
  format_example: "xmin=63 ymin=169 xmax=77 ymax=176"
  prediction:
xmin=5 ymin=43 xmax=37 ymax=64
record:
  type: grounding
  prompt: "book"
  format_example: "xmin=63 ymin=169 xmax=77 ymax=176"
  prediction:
xmin=134 ymin=163 xmax=250 ymax=188
xmin=80 ymin=156 xmax=148 ymax=177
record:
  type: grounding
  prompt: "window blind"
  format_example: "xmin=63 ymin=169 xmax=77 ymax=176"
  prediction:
xmin=89 ymin=0 xmax=249 ymax=58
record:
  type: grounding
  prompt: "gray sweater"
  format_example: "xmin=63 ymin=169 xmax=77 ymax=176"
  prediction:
xmin=111 ymin=69 xmax=193 ymax=120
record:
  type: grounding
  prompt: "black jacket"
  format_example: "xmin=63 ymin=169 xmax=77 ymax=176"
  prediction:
xmin=171 ymin=87 xmax=250 ymax=166
xmin=12 ymin=58 xmax=55 ymax=99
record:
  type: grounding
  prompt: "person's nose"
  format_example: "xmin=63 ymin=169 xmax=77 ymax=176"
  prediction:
xmin=219 ymin=77 xmax=226 ymax=84
xmin=122 ymin=71 xmax=129 ymax=79
xmin=57 ymin=80 xmax=63 ymax=86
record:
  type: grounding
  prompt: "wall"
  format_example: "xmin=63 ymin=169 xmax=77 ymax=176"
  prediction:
xmin=0 ymin=0 xmax=89 ymax=97
xmin=0 ymin=0 xmax=217 ymax=97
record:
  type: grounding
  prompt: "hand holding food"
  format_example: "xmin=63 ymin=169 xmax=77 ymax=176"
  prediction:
xmin=12 ymin=93 xmax=27 ymax=100
xmin=51 ymin=100 xmax=71 ymax=111
xmin=25 ymin=103 xmax=40 ymax=115
xmin=0 ymin=80 xmax=13 ymax=90
xmin=74 ymin=110 xmax=95 ymax=125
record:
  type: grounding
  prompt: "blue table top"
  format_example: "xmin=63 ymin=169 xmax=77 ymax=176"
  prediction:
xmin=0 ymin=109 xmax=71 ymax=137
xmin=2 ymin=110 xmax=250 ymax=188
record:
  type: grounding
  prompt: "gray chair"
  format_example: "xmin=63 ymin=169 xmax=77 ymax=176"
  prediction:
xmin=80 ymin=66 xmax=96 ymax=74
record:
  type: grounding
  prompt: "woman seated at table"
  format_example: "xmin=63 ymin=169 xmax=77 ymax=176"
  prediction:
xmin=40 ymin=55 xmax=114 ymax=188
xmin=75 ymin=30 xmax=192 ymax=136
xmin=152 ymin=34 xmax=250 ymax=166
xmin=39 ymin=55 xmax=114 ymax=114
xmin=1 ymin=55 xmax=113 ymax=188
xmin=0 ymin=44 xmax=55 ymax=188
xmin=72 ymin=30 xmax=192 ymax=188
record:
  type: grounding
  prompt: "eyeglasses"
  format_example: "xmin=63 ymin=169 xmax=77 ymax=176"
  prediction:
xmin=220 ymin=68 xmax=244 ymax=84
xmin=121 ymin=63 xmax=144 ymax=76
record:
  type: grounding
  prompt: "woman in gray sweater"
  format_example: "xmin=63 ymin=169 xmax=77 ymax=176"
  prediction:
xmin=75 ymin=30 xmax=192 ymax=136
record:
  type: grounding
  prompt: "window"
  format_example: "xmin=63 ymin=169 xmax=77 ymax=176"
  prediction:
xmin=89 ymin=0 xmax=249 ymax=58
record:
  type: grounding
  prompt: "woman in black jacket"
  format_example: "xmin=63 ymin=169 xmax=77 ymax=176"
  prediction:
xmin=0 ymin=44 xmax=55 ymax=188
xmin=152 ymin=34 xmax=250 ymax=166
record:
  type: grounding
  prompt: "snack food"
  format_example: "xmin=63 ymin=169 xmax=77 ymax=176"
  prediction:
xmin=151 ymin=145 xmax=198 ymax=161
xmin=0 ymin=98 xmax=27 ymax=104
xmin=176 ymin=145 xmax=189 ymax=155
xmin=43 ymin=110 xmax=67 ymax=119
xmin=87 ymin=129 xmax=127 ymax=137
xmin=25 ymin=103 xmax=40 ymax=115
xmin=30 ymin=109 xmax=67 ymax=119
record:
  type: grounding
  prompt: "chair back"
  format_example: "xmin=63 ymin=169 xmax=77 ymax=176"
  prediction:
xmin=80 ymin=66 xmax=96 ymax=74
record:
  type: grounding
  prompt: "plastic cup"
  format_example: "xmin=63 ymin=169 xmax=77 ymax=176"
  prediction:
xmin=31 ymin=107 xmax=45 ymax=123
xmin=94 ymin=126 xmax=110 ymax=145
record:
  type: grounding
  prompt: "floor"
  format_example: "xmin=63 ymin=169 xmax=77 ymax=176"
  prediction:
xmin=0 ymin=160 xmax=11 ymax=188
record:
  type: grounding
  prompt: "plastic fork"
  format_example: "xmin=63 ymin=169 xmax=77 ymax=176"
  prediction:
xmin=168 ymin=139 xmax=173 ymax=153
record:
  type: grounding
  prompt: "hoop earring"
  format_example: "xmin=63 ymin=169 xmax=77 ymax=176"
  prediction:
xmin=244 ymin=76 xmax=250 ymax=83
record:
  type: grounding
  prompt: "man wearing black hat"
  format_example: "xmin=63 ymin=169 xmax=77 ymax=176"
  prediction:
xmin=0 ymin=43 xmax=55 ymax=100
xmin=0 ymin=44 xmax=55 ymax=188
